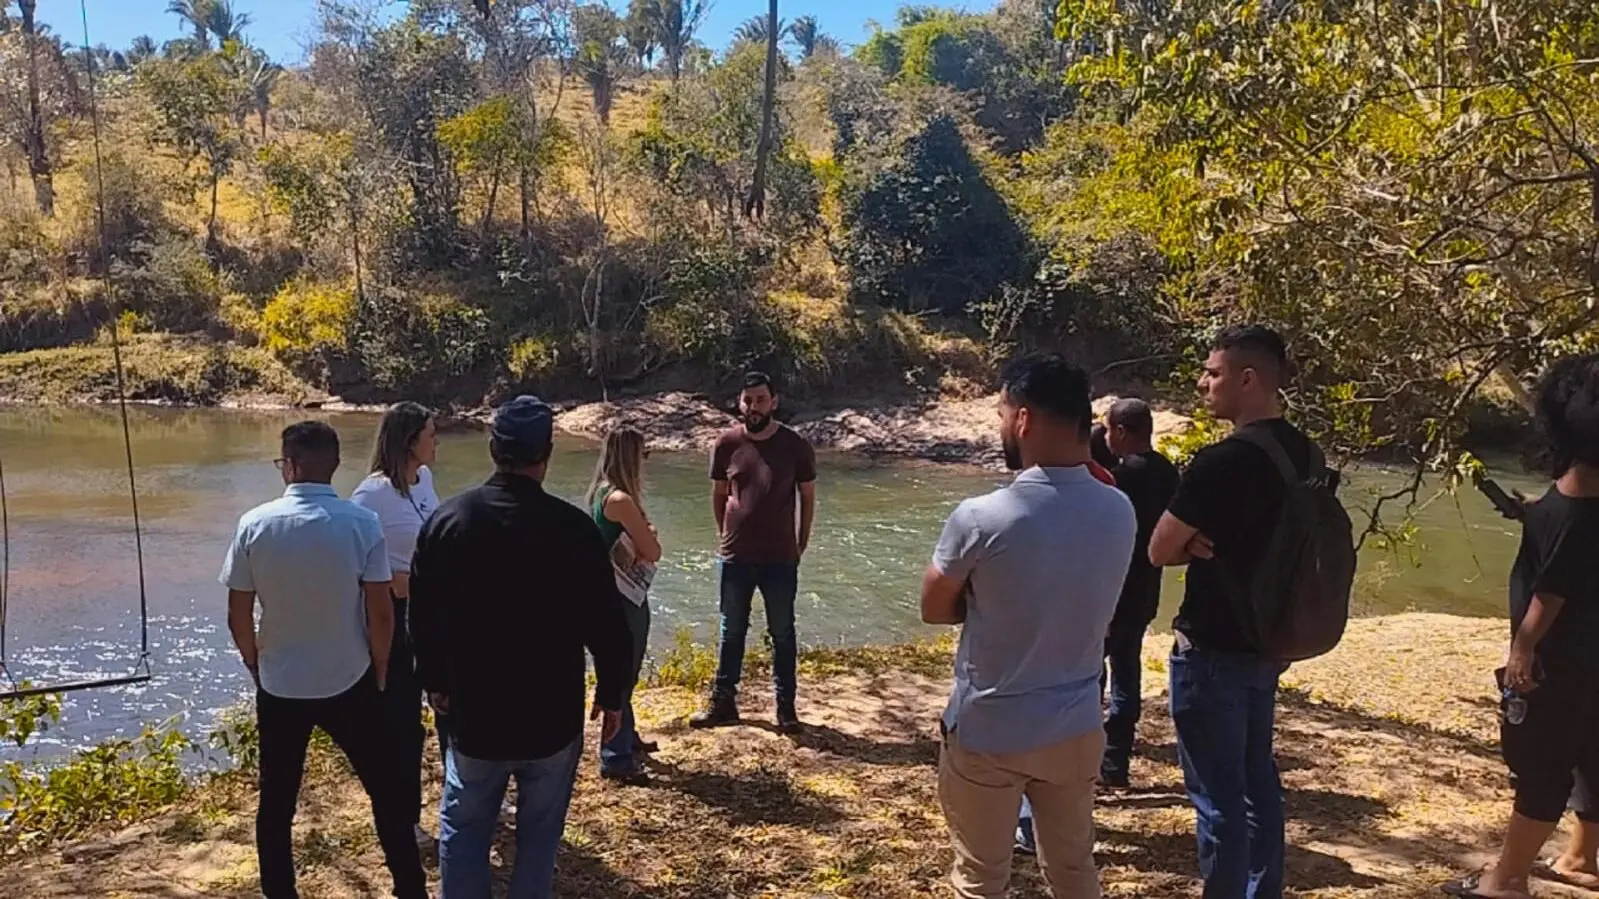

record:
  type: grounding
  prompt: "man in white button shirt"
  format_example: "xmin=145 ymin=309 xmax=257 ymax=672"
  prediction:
xmin=221 ymin=421 xmax=428 ymax=899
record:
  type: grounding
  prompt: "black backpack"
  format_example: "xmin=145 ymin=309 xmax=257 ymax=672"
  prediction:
xmin=1227 ymin=426 xmax=1356 ymax=662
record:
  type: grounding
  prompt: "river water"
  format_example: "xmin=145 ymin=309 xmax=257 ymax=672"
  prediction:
xmin=0 ymin=405 xmax=1539 ymax=758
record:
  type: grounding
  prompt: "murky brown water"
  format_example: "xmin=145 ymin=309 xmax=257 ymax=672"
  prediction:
xmin=0 ymin=405 xmax=1538 ymax=755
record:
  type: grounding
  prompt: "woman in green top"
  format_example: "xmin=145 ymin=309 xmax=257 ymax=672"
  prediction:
xmin=585 ymin=426 xmax=662 ymax=785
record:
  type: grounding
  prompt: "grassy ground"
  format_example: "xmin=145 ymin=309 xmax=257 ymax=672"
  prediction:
xmin=0 ymin=614 xmax=1572 ymax=898
xmin=0 ymin=333 xmax=313 ymax=405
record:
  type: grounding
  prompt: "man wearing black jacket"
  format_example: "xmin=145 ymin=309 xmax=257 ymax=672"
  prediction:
xmin=410 ymin=395 xmax=633 ymax=899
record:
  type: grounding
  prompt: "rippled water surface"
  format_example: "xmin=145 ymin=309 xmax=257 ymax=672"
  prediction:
xmin=0 ymin=405 xmax=1542 ymax=756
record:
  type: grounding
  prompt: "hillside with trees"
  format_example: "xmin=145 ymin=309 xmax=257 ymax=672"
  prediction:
xmin=2 ymin=0 xmax=1597 ymax=485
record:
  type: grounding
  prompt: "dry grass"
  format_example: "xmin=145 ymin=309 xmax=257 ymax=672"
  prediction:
xmin=0 ymin=333 xmax=314 ymax=405
xmin=0 ymin=614 xmax=1577 ymax=898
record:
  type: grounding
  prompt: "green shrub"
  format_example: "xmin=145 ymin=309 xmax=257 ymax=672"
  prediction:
xmin=349 ymin=288 xmax=500 ymax=404
xmin=0 ymin=725 xmax=194 ymax=858
xmin=261 ymin=280 xmax=356 ymax=362
xmin=839 ymin=115 xmax=1029 ymax=315
xmin=113 ymin=235 xmax=225 ymax=333
xmin=647 ymin=628 xmax=720 ymax=690
xmin=507 ymin=334 xmax=562 ymax=382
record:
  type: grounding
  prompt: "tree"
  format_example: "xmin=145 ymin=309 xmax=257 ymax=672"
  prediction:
xmin=204 ymin=0 xmax=252 ymax=46
xmin=649 ymin=0 xmax=706 ymax=83
xmin=573 ymin=4 xmax=626 ymax=124
xmin=788 ymin=15 xmax=836 ymax=60
xmin=137 ymin=48 xmax=247 ymax=257
xmin=744 ymin=0 xmax=780 ymax=220
xmin=840 ymin=115 xmax=1028 ymax=314
xmin=166 ymin=0 xmax=215 ymax=52
xmin=1059 ymin=0 xmax=1599 ymax=528
xmin=231 ymin=46 xmax=282 ymax=138
xmin=127 ymin=36 xmax=159 ymax=67
xmin=734 ymin=14 xmax=785 ymax=48
xmin=623 ymin=0 xmax=657 ymax=69
xmin=14 ymin=0 xmax=52 ymax=215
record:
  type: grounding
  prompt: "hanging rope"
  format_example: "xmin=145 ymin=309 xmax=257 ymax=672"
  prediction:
xmin=0 ymin=1 xmax=151 ymax=702
xmin=81 ymin=0 xmax=152 ymax=674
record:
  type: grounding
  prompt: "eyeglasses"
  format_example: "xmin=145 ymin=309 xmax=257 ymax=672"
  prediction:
xmin=272 ymin=458 xmax=287 ymax=471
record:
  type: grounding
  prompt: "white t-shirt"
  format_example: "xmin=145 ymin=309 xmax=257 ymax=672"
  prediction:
xmin=350 ymin=466 xmax=440 ymax=574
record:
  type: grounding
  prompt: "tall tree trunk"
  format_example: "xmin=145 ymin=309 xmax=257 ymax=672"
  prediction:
xmin=519 ymin=162 xmax=532 ymax=249
xmin=207 ymin=173 xmax=221 ymax=258
xmin=743 ymin=0 xmax=780 ymax=221
xmin=481 ymin=160 xmax=503 ymax=245
xmin=18 ymin=0 xmax=54 ymax=217
xmin=259 ymin=105 xmax=269 ymax=140
xmin=349 ymin=197 xmax=365 ymax=309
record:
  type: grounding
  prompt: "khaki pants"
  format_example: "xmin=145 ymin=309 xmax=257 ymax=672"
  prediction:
xmin=938 ymin=726 xmax=1103 ymax=899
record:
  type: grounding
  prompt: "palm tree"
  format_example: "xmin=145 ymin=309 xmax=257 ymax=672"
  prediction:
xmin=650 ymin=0 xmax=706 ymax=83
xmin=744 ymin=0 xmax=779 ymax=221
xmin=788 ymin=16 xmax=837 ymax=60
xmin=734 ymin=14 xmax=786 ymax=47
xmin=573 ymin=4 xmax=625 ymax=124
xmin=623 ymin=0 xmax=657 ymax=69
xmin=127 ymin=35 xmax=159 ymax=66
xmin=166 ymin=0 xmax=216 ymax=52
xmin=205 ymin=0 xmax=252 ymax=47
xmin=236 ymin=48 xmax=283 ymax=139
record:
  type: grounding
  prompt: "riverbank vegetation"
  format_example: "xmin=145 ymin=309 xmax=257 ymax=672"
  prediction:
xmin=2 ymin=1 xmax=1592 ymax=482
xmin=0 ymin=615 xmax=1560 ymax=896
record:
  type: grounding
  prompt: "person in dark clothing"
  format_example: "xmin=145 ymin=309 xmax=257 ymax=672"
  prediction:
xmin=1444 ymin=354 xmax=1599 ymax=899
xmin=1149 ymin=325 xmax=1311 ymax=899
xmin=1099 ymin=398 xmax=1180 ymax=787
xmin=410 ymin=395 xmax=633 ymax=899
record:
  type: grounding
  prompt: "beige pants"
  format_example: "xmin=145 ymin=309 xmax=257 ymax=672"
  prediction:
xmin=938 ymin=726 xmax=1104 ymax=899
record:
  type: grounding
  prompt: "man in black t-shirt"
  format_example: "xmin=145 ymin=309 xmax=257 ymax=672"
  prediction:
xmin=1148 ymin=325 xmax=1307 ymax=899
xmin=1098 ymin=399 xmax=1179 ymax=787
xmin=1444 ymin=354 xmax=1599 ymax=899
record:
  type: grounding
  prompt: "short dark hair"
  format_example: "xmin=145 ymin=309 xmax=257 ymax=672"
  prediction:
xmin=999 ymin=353 xmax=1093 ymax=433
xmin=1536 ymin=354 xmax=1599 ymax=475
xmin=1108 ymin=398 xmax=1155 ymax=439
xmin=1213 ymin=324 xmax=1290 ymax=387
xmin=490 ymin=435 xmax=552 ymax=470
xmin=743 ymin=371 xmax=774 ymax=393
xmin=1089 ymin=423 xmax=1117 ymax=468
xmin=282 ymin=421 xmax=340 ymax=480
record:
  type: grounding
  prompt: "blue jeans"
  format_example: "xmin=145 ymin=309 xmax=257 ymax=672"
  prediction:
xmin=712 ymin=561 xmax=799 ymax=704
xmin=438 ymin=738 xmax=581 ymax=899
xmin=599 ymin=599 xmax=651 ymax=775
xmin=1101 ymin=620 xmax=1147 ymax=779
xmin=1169 ymin=639 xmax=1286 ymax=899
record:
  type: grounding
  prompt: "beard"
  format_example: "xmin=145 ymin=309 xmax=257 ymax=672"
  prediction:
xmin=1001 ymin=429 xmax=1023 ymax=471
xmin=744 ymin=411 xmax=773 ymax=433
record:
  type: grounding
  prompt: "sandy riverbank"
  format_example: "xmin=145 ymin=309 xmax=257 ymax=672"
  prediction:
xmin=0 ymin=613 xmax=1567 ymax=898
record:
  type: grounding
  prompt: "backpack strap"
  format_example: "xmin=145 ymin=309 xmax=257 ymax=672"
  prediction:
xmin=1229 ymin=424 xmax=1322 ymax=486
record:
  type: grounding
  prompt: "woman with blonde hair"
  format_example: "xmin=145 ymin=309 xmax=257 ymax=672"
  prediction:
xmin=350 ymin=402 xmax=440 ymax=848
xmin=586 ymin=426 xmax=662 ymax=786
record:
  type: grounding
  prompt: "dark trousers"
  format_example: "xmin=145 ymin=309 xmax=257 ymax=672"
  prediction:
xmin=1100 ymin=619 xmax=1148 ymax=779
xmin=712 ymin=561 xmax=799 ymax=704
xmin=385 ymin=595 xmax=425 ymax=825
xmin=256 ymin=668 xmax=427 ymax=899
xmin=600 ymin=599 xmax=652 ymax=774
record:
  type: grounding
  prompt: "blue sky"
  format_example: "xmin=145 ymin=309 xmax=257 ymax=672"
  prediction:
xmin=42 ymin=0 xmax=997 ymax=65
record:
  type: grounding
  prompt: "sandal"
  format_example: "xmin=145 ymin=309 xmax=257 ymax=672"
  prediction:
xmin=1441 ymin=872 xmax=1530 ymax=899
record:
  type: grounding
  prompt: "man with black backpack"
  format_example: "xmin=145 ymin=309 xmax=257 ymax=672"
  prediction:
xmin=1149 ymin=325 xmax=1354 ymax=899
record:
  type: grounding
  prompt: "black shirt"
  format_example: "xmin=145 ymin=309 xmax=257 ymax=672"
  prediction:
xmin=1509 ymin=487 xmax=1599 ymax=677
xmin=410 ymin=472 xmax=633 ymax=761
xmin=1168 ymin=418 xmax=1313 ymax=652
xmin=1110 ymin=449 xmax=1181 ymax=629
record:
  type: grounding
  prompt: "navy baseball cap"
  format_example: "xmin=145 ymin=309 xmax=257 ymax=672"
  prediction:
xmin=491 ymin=395 xmax=554 ymax=453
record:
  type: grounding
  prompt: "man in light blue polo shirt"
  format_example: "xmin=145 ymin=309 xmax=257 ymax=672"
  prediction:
xmin=221 ymin=420 xmax=427 ymax=899
xmin=921 ymin=353 xmax=1135 ymax=899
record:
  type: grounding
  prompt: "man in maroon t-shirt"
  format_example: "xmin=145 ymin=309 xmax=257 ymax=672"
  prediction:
xmin=690 ymin=371 xmax=817 ymax=733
